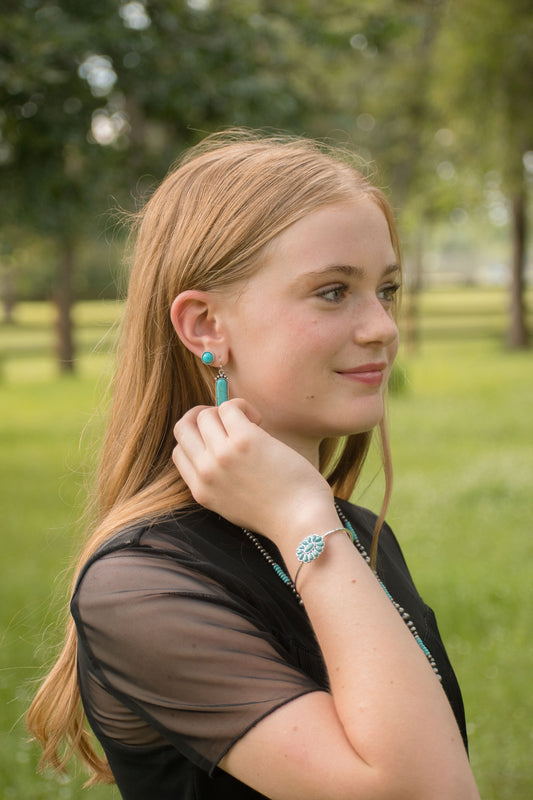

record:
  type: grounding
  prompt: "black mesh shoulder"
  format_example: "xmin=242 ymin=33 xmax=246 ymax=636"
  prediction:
xmin=71 ymin=510 xmax=322 ymax=774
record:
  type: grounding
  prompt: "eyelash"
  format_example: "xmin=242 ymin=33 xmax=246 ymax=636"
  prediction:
xmin=317 ymin=283 xmax=401 ymax=305
xmin=378 ymin=283 xmax=401 ymax=303
xmin=317 ymin=284 xmax=349 ymax=303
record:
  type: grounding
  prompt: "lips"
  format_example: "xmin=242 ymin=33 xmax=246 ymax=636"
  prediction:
xmin=340 ymin=362 xmax=387 ymax=374
xmin=336 ymin=362 xmax=387 ymax=386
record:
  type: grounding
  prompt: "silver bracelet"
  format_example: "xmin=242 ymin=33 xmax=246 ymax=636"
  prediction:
xmin=294 ymin=527 xmax=354 ymax=589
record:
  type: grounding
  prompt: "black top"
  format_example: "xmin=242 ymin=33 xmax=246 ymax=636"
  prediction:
xmin=71 ymin=499 xmax=467 ymax=800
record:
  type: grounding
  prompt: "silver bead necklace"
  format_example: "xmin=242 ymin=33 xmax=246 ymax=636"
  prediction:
xmin=243 ymin=527 xmax=304 ymax=605
xmin=243 ymin=503 xmax=442 ymax=681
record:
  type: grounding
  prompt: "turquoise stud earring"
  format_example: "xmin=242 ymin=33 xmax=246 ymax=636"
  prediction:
xmin=200 ymin=352 xmax=228 ymax=405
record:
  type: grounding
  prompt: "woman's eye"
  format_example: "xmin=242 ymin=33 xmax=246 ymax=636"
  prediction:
xmin=317 ymin=284 xmax=348 ymax=303
xmin=378 ymin=283 xmax=401 ymax=303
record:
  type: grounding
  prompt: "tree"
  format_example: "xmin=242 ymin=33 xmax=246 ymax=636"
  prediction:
xmin=432 ymin=0 xmax=533 ymax=347
xmin=0 ymin=0 xmax=368 ymax=369
xmin=325 ymin=0 xmax=532 ymax=349
xmin=0 ymin=3 xmax=123 ymax=369
xmin=3 ymin=0 xmax=530 ymax=362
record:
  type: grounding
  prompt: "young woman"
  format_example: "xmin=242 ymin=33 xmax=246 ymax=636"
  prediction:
xmin=28 ymin=131 xmax=480 ymax=799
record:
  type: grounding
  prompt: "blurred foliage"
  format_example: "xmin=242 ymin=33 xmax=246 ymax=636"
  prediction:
xmin=0 ymin=0 xmax=531 ymax=345
xmin=432 ymin=0 xmax=533 ymax=189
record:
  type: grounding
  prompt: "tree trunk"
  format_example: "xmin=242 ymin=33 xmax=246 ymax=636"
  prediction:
xmin=404 ymin=221 xmax=426 ymax=355
xmin=1 ymin=264 xmax=16 ymax=324
xmin=54 ymin=239 xmax=75 ymax=372
xmin=507 ymin=187 xmax=529 ymax=349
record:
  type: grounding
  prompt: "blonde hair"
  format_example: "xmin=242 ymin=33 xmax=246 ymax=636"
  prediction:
xmin=27 ymin=130 xmax=401 ymax=783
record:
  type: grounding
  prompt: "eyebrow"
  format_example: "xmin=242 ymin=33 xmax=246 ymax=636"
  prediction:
xmin=305 ymin=263 xmax=401 ymax=280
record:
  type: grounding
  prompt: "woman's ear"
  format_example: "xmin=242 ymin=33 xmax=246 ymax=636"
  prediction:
xmin=170 ymin=290 xmax=227 ymax=361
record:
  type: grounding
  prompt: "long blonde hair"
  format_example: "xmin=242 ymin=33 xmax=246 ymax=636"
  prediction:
xmin=27 ymin=130 xmax=401 ymax=783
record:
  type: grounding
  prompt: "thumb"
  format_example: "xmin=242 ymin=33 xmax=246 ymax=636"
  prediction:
xmin=221 ymin=397 xmax=262 ymax=427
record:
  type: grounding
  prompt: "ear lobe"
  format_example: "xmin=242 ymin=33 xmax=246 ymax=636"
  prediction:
xmin=170 ymin=290 xmax=226 ymax=359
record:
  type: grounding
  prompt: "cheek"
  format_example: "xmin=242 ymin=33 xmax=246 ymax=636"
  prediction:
xmin=384 ymin=335 xmax=399 ymax=379
xmin=256 ymin=326 xmax=327 ymax=395
xmin=283 ymin=324 xmax=336 ymax=374
xmin=235 ymin=300 xmax=339 ymax=380
xmin=268 ymin=316 xmax=326 ymax=358
xmin=390 ymin=331 xmax=400 ymax=360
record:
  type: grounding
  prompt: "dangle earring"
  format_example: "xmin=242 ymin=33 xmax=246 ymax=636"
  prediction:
xmin=215 ymin=363 xmax=228 ymax=406
xmin=201 ymin=351 xmax=228 ymax=406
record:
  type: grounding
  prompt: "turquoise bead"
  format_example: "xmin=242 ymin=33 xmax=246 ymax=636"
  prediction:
xmin=216 ymin=376 xmax=228 ymax=405
xmin=201 ymin=351 xmax=214 ymax=365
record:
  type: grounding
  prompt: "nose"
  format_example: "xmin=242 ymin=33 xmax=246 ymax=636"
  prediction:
xmin=352 ymin=295 xmax=398 ymax=347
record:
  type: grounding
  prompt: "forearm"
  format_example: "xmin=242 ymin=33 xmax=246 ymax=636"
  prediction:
xmin=278 ymin=511 xmax=480 ymax=799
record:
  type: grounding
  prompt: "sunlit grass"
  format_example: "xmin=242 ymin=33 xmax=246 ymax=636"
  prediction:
xmin=1 ymin=291 xmax=532 ymax=799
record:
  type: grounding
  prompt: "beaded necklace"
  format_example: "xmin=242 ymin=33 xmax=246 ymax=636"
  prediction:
xmin=243 ymin=503 xmax=442 ymax=682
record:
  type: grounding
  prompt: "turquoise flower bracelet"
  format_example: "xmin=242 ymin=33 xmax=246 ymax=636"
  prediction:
xmin=294 ymin=526 xmax=355 ymax=589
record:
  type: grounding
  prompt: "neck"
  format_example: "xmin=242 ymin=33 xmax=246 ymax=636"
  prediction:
xmin=263 ymin=425 xmax=322 ymax=470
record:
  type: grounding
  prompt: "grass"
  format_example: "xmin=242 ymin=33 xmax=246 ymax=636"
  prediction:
xmin=388 ymin=343 xmax=532 ymax=799
xmin=1 ymin=290 xmax=532 ymax=799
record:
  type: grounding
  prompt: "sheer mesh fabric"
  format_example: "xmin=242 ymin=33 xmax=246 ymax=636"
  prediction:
xmin=74 ymin=547 xmax=319 ymax=768
xmin=71 ymin=503 xmax=468 ymax=799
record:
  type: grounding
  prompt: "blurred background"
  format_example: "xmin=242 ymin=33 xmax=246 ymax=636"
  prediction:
xmin=1 ymin=1 xmax=532 ymax=798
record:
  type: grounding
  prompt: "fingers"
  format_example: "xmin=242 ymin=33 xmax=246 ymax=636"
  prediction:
xmin=172 ymin=408 xmax=218 ymax=507
xmin=173 ymin=404 xmax=209 ymax=443
xmin=173 ymin=405 xmax=211 ymax=463
xmin=173 ymin=399 xmax=262 ymax=450
xmin=172 ymin=400 xmax=263 ymax=507
xmin=221 ymin=398 xmax=263 ymax=427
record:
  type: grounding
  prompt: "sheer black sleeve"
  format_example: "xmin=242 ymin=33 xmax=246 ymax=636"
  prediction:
xmin=72 ymin=542 xmax=321 ymax=774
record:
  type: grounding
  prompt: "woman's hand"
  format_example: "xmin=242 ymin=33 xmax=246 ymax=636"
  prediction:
xmin=172 ymin=398 xmax=335 ymax=545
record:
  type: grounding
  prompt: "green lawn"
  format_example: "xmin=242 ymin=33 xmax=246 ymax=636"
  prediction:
xmin=1 ymin=291 xmax=532 ymax=799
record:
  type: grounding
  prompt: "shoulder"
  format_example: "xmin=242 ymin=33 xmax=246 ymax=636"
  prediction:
xmin=335 ymin=497 xmax=398 ymax=546
xmin=335 ymin=498 xmax=412 ymax=575
xmin=79 ymin=506 xmax=236 ymax=567
xmin=335 ymin=498 xmax=378 ymax=531
xmin=72 ymin=509 xmax=242 ymax=612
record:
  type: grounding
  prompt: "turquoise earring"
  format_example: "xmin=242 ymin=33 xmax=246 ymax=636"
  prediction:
xmin=200 ymin=352 xmax=228 ymax=405
xmin=215 ymin=366 xmax=228 ymax=406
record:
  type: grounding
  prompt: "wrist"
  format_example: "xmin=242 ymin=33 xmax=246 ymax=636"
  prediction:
xmin=275 ymin=503 xmax=345 ymax=575
xmin=294 ymin=527 xmax=355 ymax=590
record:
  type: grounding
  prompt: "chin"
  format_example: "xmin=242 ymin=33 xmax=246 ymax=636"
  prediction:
xmin=338 ymin=401 xmax=385 ymax=436
xmin=322 ymin=416 xmax=384 ymax=439
xmin=329 ymin=423 xmax=380 ymax=438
